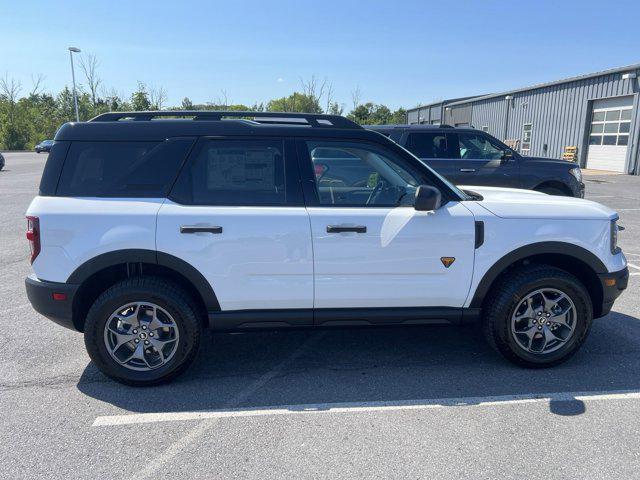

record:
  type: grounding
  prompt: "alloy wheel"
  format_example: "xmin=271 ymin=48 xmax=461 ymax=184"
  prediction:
xmin=510 ymin=288 xmax=577 ymax=354
xmin=103 ymin=302 xmax=179 ymax=371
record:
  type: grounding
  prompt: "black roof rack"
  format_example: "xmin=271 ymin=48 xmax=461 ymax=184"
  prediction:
xmin=89 ymin=110 xmax=362 ymax=129
xmin=367 ymin=123 xmax=455 ymax=129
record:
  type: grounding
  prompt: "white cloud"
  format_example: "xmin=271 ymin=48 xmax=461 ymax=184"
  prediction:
xmin=276 ymin=78 xmax=284 ymax=83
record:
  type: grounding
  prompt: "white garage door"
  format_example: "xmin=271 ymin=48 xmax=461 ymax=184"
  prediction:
xmin=587 ymin=96 xmax=633 ymax=172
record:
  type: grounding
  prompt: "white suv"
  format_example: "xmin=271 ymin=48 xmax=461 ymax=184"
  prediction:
xmin=25 ymin=111 xmax=629 ymax=385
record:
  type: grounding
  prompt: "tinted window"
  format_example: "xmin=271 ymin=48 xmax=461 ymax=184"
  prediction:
xmin=56 ymin=138 xmax=194 ymax=197
xmin=171 ymin=139 xmax=286 ymax=206
xmin=306 ymin=140 xmax=422 ymax=207
xmin=407 ymin=133 xmax=450 ymax=158
xmin=39 ymin=141 xmax=70 ymax=195
xmin=457 ymin=132 xmax=504 ymax=160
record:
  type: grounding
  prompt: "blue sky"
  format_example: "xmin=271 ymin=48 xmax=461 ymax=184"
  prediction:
xmin=2 ymin=0 xmax=639 ymax=110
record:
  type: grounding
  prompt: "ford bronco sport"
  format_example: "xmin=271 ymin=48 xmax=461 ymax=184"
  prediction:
xmin=25 ymin=111 xmax=628 ymax=385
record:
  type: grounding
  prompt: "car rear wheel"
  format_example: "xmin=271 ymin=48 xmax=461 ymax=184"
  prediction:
xmin=84 ymin=276 xmax=202 ymax=386
xmin=482 ymin=264 xmax=593 ymax=367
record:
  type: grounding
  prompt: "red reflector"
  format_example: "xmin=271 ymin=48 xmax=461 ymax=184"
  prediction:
xmin=52 ymin=293 xmax=67 ymax=301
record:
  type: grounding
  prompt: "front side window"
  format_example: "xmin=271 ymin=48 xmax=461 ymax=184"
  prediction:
xmin=171 ymin=139 xmax=286 ymax=206
xmin=306 ymin=140 xmax=422 ymax=207
xmin=56 ymin=138 xmax=195 ymax=197
xmin=456 ymin=132 xmax=504 ymax=160
xmin=406 ymin=133 xmax=451 ymax=159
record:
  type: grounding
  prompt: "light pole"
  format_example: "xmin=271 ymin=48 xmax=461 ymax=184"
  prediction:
xmin=68 ymin=46 xmax=81 ymax=122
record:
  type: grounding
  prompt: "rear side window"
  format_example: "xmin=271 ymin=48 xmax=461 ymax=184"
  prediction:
xmin=406 ymin=133 xmax=451 ymax=158
xmin=170 ymin=139 xmax=287 ymax=206
xmin=56 ymin=138 xmax=194 ymax=197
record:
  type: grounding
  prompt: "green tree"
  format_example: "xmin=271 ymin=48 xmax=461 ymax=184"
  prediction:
xmin=0 ymin=71 xmax=408 ymax=150
xmin=327 ymin=102 xmax=345 ymax=115
xmin=389 ymin=107 xmax=407 ymax=124
xmin=347 ymin=103 xmax=406 ymax=125
xmin=130 ymin=82 xmax=151 ymax=111
xmin=267 ymin=92 xmax=322 ymax=113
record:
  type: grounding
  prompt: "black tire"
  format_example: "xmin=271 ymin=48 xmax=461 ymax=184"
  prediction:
xmin=84 ymin=276 xmax=202 ymax=386
xmin=482 ymin=264 xmax=593 ymax=368
xmin=535 ymin=186 xmax=567 ymax=196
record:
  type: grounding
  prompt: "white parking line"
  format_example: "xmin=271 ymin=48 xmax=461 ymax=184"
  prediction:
xmin=627 ymin=263 xmax=640 ymax=270
xmin=94 ymin=389 xmax=640 ymax=428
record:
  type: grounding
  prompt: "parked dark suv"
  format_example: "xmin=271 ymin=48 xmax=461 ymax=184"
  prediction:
xmin=368 ymin=125 xmax=584 ymax=197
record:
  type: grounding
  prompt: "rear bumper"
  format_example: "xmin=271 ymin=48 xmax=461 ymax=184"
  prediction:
xmin=25 ymin=274 xmax=79 ymax=331
xmin=597 ymin=267 xmax=629 ymax=317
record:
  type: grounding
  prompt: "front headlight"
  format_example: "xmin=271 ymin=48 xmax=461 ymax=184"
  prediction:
xmin=610 ymin=218 xmax=621 ymax=254
xmin=569 ymin=166 xmax=583 ymax=183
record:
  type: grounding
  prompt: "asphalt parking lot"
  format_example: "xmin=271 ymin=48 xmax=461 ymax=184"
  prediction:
xmin=1 ymin=151 xmax=640 ymax=480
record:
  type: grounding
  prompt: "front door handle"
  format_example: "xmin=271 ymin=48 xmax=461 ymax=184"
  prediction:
xmin=180 ymin=225 xmax=223 ymax=234
xmin=460 ymin=168 xmax=476 ymax=172
xmin=327 ymin=225 xmax=367 ymax=233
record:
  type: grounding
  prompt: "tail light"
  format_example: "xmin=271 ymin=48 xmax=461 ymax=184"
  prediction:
xmin=26 ymin=216 xmax=40 ymax=264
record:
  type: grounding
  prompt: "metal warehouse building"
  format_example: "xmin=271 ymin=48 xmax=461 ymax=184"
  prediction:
xmin=407 ymin=64 xmax=640 ymax=174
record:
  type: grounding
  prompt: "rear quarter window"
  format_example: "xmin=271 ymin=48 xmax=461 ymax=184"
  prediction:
xmin=39 ymin=141 xmax=70 ymax=195
xmin=56 ymin=138 xmax=195 ymax=197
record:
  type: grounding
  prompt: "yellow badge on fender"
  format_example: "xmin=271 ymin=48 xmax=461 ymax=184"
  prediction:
xmin=440 ymin=257 xmax=456 ymax=268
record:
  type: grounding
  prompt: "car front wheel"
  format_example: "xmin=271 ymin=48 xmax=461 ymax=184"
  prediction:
xmin=482 ymin=264 xmax=593 ymax=367
xmin=535 ymin=185 xmax=567 ymax=196
xmin=84 ymin=276 xmax=202 ymax=386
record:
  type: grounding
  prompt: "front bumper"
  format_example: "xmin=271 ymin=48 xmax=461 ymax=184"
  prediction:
xmin=597 ymin=267 xmax=629 ymax=318
xmin=25 ymin=274 xmax=79 ymax=331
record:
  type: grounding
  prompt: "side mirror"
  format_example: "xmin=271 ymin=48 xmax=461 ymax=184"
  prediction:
xmin=414 ymin=185 xmax=442 ymax=211
xmin=501 ymin=150 xmax=514 ymax=162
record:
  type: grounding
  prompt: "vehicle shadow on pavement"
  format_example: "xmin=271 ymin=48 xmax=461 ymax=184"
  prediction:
xmin=77 ymin=310 xmax=640 ymax=417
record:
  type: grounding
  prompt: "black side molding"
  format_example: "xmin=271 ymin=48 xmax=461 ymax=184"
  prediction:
xmin=207 ymin=306 xmax=482 ymax=330
xmin=474 ymin=221 xmax=484 ymax=249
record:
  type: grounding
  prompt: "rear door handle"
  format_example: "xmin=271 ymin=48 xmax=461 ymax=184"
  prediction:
xmin=180 ymin=225 xmax=223 ymax=234
xmin=327 ymin=225 xmax=367 ymax=233
xmin=460 ymin=168 xmax=476 ymax=172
